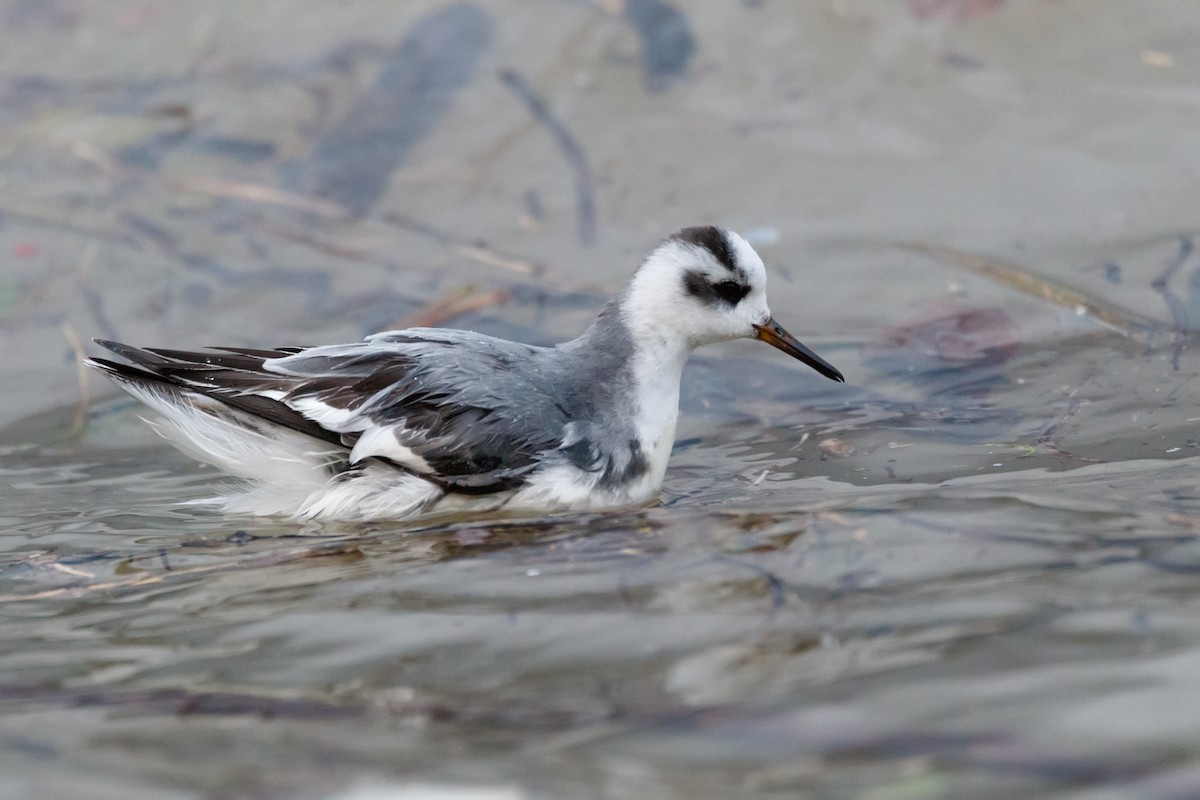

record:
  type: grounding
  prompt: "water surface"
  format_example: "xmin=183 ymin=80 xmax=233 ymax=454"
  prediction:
xmin=4 ymin=2 xmax=1200 ymax=798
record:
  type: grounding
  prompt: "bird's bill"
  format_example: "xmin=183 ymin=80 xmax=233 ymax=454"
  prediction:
xmin=754 ymin=318 xmax=845 ymax=383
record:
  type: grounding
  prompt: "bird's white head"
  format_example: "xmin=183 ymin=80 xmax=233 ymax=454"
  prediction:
xmin=620 ymin=226 xmax=844 ymax=382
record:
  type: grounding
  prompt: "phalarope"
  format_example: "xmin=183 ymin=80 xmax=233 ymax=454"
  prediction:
xmin=87 ymin=226 xmax=843 ymax=520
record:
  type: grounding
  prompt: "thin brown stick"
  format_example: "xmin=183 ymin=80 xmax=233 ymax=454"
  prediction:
xmin=168 ymin=176 xmax=352 ymax=220
xmin=60 ymin=321 xmax=90 ymax=436
xmin=0 ymin=540 xmax=365 ymax=603
xmin=254 ymin=219 xmax=377 ymax=261
xmin=0 ymin=203 xmax=131 ymax=245
xmin=384 ymin=213 xmax=539 ymax=274
xmin=451 ymin=244 xmax=536 ymax=275
xmin=499 ymin=69 xmax=596 ymax=247
xmin=903 ymin=241 xmax=1163 ymax=343
xmin=398 ymin=287 xmax=511 ymax=329
xmin=0 ymin=560 xmax=223 ymax=602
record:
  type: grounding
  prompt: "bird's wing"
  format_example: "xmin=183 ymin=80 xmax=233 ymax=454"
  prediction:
xmin=89 ymin=330 xmax=573 ymax=494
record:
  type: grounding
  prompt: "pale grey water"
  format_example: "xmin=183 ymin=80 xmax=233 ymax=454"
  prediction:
xmin=4 ymin=1 xmax=1200 ymax=798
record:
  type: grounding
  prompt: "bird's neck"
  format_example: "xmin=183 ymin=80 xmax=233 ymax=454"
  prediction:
xmin=627 ymin=335 xmax=687 ymax=494
xmin=575 ymin=298 xmax=689 ymax=487
xmin=574 ymin=296 xmax=693 ymax=378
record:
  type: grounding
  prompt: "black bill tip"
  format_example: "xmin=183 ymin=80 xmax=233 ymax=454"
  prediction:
xmin=753 ymin=318 xmax=844 ymax=383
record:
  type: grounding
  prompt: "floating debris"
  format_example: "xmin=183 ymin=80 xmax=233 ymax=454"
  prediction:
xmin=302 ymin=3 xmax=494 ymax=216
xmin=905 ymin=241 xmax=1163 ymax=344
xmin=818 ymin=437 xmax=855 ymax=458
xmin=872 ymin=303 xmax=1019 ymax=368
xmin=499 ymin=69 xmax=596 ymax=247
xmin=622 ymin=0 xmax=695 ymax=91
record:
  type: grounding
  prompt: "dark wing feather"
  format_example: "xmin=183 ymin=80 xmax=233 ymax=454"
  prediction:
xmin=89 ymin=341 xmax=348 ymax=448
xmin=89 ymin=333 xmax=574 ymax=493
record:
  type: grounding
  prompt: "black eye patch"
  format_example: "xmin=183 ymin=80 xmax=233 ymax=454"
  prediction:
xmin=683 ymin=271 xmax=751 ymax=306
xmin=713 ymin=280 xmax=750 ymax=304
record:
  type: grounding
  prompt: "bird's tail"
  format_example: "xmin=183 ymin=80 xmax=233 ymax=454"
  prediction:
xmin=85 ymin=342 xmax=349 ymax=515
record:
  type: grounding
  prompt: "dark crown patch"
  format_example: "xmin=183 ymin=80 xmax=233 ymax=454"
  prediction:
xmin=672 ymin=226 xmax=738 ymax=273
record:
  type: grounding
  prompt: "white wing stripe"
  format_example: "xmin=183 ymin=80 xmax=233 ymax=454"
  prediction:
xmin=349 ymin=426 xmax=433 ymax=473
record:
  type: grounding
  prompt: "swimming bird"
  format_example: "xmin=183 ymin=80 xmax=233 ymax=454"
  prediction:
xmin=86 ymin=226 xmax=844 ymax=520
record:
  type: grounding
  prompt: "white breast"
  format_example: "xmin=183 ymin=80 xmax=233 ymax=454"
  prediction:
xmin=626 ymin=344 xmax=686 ymax=500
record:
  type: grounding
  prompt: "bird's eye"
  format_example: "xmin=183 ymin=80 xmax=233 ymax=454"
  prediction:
xmin=713 ymin=280 xmax=750 ymax=305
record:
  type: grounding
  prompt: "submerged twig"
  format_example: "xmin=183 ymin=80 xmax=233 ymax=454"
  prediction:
xmin=72 ymin=241 xmax=118 ymax=342
xmin=904 ymin=241 xmax=1163 ymax=343
xmin=0 ymin=682 xmax=603 ymax=728
xmin=0 ymin=540 xmax=364 ymax=603
xmin=59 ymin=321 xmax=90 ymax=437
xmin=1033 ymin=388 xmax=1102 ymax=464
xmin=499 ymin=69 xmax=597 ymax=247
xmin=452 ymin=243 xmax=536 ymax=275
xmin=710 ymin=554 xmax=787 ymax=613
xmin=254 ymin=219 xmax=378 ymax=262
xmin=1150 ymin=236 xmax=1195 ymax=370
xmin=1150 ymin=236 xmax=1193 ymax=329
xmin=0 ymin=203 xmax=132 ymax=246
xmin=0 ymin=560 xmax=226 ymax=602
xmin=398 ymin=286 xmax=511 ymax=329
xmin=384 ymin=212 xmax=539 ymax=274
xmin=168 ymin=175 xmax=352 ymax=219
